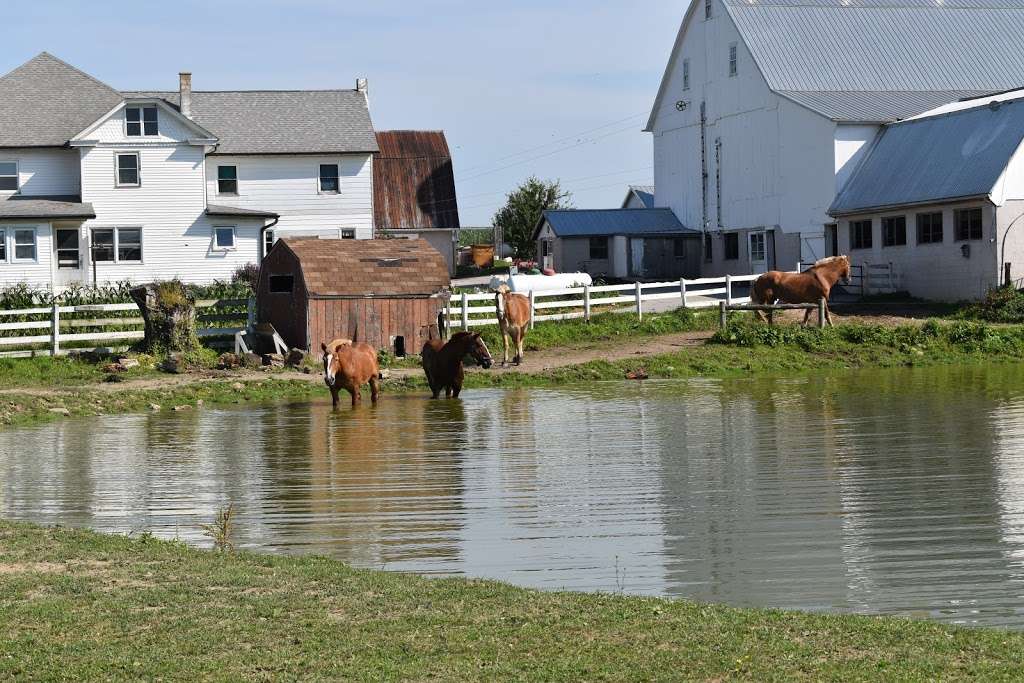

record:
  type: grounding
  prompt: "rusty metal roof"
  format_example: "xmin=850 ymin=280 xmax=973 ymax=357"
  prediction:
xmin=279 ymin=237 xmax=450 ymax=297
xmin=373 ymin=131 xmax=460 ymax=230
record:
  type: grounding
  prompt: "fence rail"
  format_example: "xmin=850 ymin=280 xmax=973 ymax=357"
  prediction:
xmin=0 ymin=297 xmax=251 ymax=358
xmin=444 ymin=273 xmax=764 ymax=331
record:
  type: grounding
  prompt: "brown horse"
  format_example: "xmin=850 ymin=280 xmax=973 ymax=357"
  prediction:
xmin=421 ymin=331 xmax=493 ymax=399
xmin=751 ymin=255 xmax=851 ymax=326
xmin=320 ymin=339 xmax=381 ymax=408
xmin=495 ymin=284 xmax=531 ymax=366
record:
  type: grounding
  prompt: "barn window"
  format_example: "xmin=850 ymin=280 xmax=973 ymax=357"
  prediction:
xmin=0 ymin=161 xmax=18 ymax=191
xmin=589 ymin=236 xmax=608 ymax=259
xmin=917 ymin=212 xmax=943 ymax=244
xmin=728 ymin=44 xmax=738 ymax=77
xmin=850 ymin=220 xmax=872 ymax=250
xmin=319 ymin=164 xmax=340 ymax=193
xmin=126 ymin=106 xmax=158 ymax=136
xmin=704 ymin=235 xmax=712 ymax=262
xmin=269 ymin=275 xmax=294 ymax=293
xmin=882 ymin=216 xmax=906 ymax=247
xmin=682 ymin=59 xmax=690 ymax=90
xmin=724 ymin=233 xmax=739 ymax=260
xmin=115 ymin=152 xmax=140 ymax=187
xmin=954 ymin=208 xmax=983 ymax=241
xmin=217 ymin=165 xmax=238 ymax=195
xmin=673 ymin=237 xmax=686 ymax=259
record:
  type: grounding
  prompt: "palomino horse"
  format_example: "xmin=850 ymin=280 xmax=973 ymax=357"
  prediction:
xmin=751 ymin=255 xmax=851 ymax=326
xmin=320 ymin=338 xmax=381 ymax=408
xmin=421 ymin=331 xmax=493 ymax=399
xmin=495 ymin=284 xmax=531 ymax=366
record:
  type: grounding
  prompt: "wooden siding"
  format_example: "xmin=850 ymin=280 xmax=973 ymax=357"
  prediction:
xmin=203 ymin=154 xmax=373 ymax=239
xmin=256 ymin=244 xmax=310 ymax=350
xmin=307 ymin=296 xmax=444 ymax=355
xmin=373 ymin=131 xmax=460 ymax=230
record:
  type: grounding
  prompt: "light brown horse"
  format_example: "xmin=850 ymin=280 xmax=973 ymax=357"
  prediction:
xmin=421 ymin=331 xmax=493 ymax=399
xmin=320 ymin=338 xmax=381 ymax=408
xmin=751 ymin=255 xmax=851 ymax=326
xmin=495 ymin=284 xmax=531 ymax=366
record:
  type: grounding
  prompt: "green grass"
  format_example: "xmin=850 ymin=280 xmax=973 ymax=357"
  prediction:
xmin=0 ymin=354 xmax=158 ymax=389
xmin=1 ymin=521 xmax=1023 ymax=681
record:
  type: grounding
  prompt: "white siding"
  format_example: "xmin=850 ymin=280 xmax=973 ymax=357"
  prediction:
xmin=0 ymin=148 xmax=80 ymax=197
xmin=0 ymin=222 xmax=54 ymax=286
xmin=204 ymin=154 xmax=374 ymax=239
xmin=80 ymin=143 xmax=262 ymax=284
xmin=834 ymin=124 xmax=880 ymax=194
xmin=87 ymin=103 xmax=201 ymax=145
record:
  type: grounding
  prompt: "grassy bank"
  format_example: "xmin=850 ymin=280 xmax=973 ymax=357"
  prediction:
xmin=1 ymin=521 xmax=1022 ymax=681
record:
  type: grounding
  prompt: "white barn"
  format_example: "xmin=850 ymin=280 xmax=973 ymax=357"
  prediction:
xmin=646 ymin=0 xmax=1024 ymax=278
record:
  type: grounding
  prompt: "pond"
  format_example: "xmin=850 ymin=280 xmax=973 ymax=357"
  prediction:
xmin=4 ymin=365 xmax=1024 ymax=628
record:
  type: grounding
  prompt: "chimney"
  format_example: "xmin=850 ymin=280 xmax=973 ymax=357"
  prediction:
xmin=179 ymin=72 xmax=193 ymax=119
xmin=356 ymin=78 xmax=368 ymax=96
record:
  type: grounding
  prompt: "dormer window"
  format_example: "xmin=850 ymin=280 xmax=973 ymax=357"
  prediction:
xmin=0 ymin=162 xmax=17 ymax=191
xmin=319 ymin=164 xmax=340 ymax=193
xmin=126 ymin=105 xmax=158 ymax=137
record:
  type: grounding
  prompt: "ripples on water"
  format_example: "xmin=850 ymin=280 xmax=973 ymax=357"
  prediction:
xmin=5 ymin=365 xmax=1024 ymax=628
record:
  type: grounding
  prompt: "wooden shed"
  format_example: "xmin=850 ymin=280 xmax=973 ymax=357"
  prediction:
xmin=256 ymin=237 xmax=450 ymax=355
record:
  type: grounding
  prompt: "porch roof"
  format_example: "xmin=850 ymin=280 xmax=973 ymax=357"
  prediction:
xmin=0 ymin=195 xmax=95 ymax=220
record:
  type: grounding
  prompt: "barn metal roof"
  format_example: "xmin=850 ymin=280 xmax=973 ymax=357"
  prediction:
xmin=623 ymin=185 xmax=655 ymax=209
xmin=537 ymin=209 xmax=695 ymax=239
xmin=648 ymin=0 xmax=1024 ymax=128
xmin=278 ymin=238 xmax=449 ymax=297
xmin=829 ymin=97 xmax=1024 ymax=215
xmin=373 ymin=131 xmax=460 ymax=230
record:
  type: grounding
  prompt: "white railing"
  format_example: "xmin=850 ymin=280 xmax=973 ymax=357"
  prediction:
xmin=445 ymin=273 xmax=763 ymax=330
xmin=0 ymin=298 xmax=252 ymax=358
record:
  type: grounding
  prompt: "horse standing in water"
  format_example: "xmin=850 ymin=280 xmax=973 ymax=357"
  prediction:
xmin=320 ymin=339 xmax=381 ymax=408
xmin=751 ymin=255 xmax=851 ymax=326
xmin=421 ymin=331 xmax=493 ymax=399
xmin=495 ymin=284 xmax=531 ymax=366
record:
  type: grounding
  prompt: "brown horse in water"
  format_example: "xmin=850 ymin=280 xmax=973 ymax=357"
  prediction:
xmin=421 ymin=331 xmax=493 ymax=399
xmin=320 ymin=338 xmax=381 ymax=408
xmin=495 ymin=284 xmax=531 ymax=366
xmin=751 ymin=255 xmax=851 ymax=326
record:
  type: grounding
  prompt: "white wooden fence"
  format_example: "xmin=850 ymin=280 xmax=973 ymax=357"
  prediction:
xmin=0 ymin=298 xmax=253 ymax=358
xmin=445 ymin=273 xmax=762 ymax=330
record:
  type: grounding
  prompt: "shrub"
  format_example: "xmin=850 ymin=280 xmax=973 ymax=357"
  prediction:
xmin=963 ymin=287 xmax=1024 ymax=323
xmin=231 ymin=263 xmax=260 ymax=292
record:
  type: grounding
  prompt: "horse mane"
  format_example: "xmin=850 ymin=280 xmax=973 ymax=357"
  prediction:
xmin=810 ymin=255 xmax=847 ymax=270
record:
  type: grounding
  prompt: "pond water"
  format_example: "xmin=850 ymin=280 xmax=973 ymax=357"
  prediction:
xmin=5 ymin=366 xmax=1024 ymax=628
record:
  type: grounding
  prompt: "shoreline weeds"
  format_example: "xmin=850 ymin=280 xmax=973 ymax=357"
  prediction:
xmin=1 ymin=520 xmax=1024 ymax=681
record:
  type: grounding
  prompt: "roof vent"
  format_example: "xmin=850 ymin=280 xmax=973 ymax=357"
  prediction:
xmin=179 ymin=72 xmax=193 ymax=119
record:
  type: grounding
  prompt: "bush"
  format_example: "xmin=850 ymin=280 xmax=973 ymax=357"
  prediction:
xmin=963 ymin=287 xmax=1024 ymax=323
xmin=231 ymin=263 xmax=260 ymax=292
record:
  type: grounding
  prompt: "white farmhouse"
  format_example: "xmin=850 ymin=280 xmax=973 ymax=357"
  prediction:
xmin=646 ymin=0 xmax=1024 ymax=278
xmin=0 ymin=52 xmax=378 ymax=288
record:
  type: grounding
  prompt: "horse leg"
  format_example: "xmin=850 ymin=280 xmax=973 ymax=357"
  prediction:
xmin=500 ymin=322 xmax=511 ymax=366
xmin=512 ymin=328 xmax=524 ymax=365
xmin=802 ymin=308 xmax=812 ymax=327
xmin=452 ymin=379 xmax=463 ymax=398
xmin=825 ymin=302 xmax=835 ymax=327
xmin=369 ymin=376 xmax=380 ymax=404
xmin=330 ymin=386 xmax=340 ymax=409
xmin=444 ymin=385 xmax=452 ymax=399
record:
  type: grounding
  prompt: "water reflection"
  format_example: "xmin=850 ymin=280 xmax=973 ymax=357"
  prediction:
xmin=5 ymin=365 xmax=1024 ymax=627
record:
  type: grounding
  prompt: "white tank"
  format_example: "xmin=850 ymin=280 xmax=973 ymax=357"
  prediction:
xmin=489 ymin=272 xmax=593 ymax=293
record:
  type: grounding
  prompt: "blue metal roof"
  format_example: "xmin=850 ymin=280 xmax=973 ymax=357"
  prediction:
xmin=830 ymin=97 xmax=1024 ymax=215
xmin=538 ymin=209 xmax=694 ymax=238
xmin=626 ymin=185 xmax=655 ymax=209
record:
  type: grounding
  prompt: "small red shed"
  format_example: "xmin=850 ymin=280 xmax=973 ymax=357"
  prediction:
xmin=256 ymin=237 xmax=450 ymax=355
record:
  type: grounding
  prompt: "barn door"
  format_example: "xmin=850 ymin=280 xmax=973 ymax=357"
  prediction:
xmin=630 ymin=238 xmax=645 ymax=278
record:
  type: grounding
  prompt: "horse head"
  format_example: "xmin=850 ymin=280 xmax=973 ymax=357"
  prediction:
xmin=320 ymin=341 xmax=348 ymax=386
xmin=837 ymin=255 xmax=851 ymax=285
xmin=467 ymin=332 xmax=493 ymax=369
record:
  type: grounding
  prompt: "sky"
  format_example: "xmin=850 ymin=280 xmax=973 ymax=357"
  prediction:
xmin=1 ymin=1 xmax=684 ymax=226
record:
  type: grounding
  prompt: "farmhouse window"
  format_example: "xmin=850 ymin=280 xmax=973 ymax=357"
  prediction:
xmin=917 ymin=212 xmax=943 ymax=244
xmin=850 ymin=220 xmax=872 ymax=250
xmin=0 ymin=161 xmax=18 ymax=191
xmin=319 ymin=164 xmax=340 ymax=193
xmin=214 ymin=226 xmax=236 ymax=250
xmin=589 ymin=237 xmax=609 ymax=260
xmin=269 ymin=275 xmax=294 ymax=293
xmin=264 ymin=230 xmax=275 ymax=256
xmin=881 ymin=216 xmax=906 ymax=247
xmin=341 ymin=229 xmax=356 ymax=239
xmin=683 ymin=60 xmax=690 ymax=90
xmin=724 ymin=232 xmax=739 ymax=260
xmin=126 ymin=106 xmax=158 ymax=136
xmin=116 ymin=153 xmax=140 ymax=186
xmin=217 ymin=166 xmax=238 ymax=194
xmin=954 ymin=208 xmax=983 ymax=241
xmin=728 ymin=44 xmax=738 ymax=77
xmin=92 ymin=228 xmax=141 ymax=263
xmin=0 ymin=229 xmax=5 ymax=261
xmin=13 ymin=228 xmax=36 ymax=261
xmin=673 ymin=237 xmax=686 ymax=258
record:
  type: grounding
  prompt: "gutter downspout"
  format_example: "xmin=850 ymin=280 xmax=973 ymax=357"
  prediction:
xmin=259 ymin=216 xmax=280 ymax=262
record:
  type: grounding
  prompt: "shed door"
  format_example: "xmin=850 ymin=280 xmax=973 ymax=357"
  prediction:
xmin=748 ymin=231 xmax=767 ymax=274
xmin=630 ymin=238 xmax=644 ymax=277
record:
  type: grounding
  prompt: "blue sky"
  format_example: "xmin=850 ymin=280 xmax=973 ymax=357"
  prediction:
xmin=2 ymin=1 xmax=684 ymax=225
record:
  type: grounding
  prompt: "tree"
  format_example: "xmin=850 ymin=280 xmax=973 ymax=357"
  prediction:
xmin=492 ymin=177 xmax=572 ymax=258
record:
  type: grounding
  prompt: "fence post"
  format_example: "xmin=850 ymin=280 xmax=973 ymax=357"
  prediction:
xmin=719 ymin=301 xmax=727 ymax=330
xmin=528 ymin=291 xmax=536 ymax=330
xmin=634 ymin=281 xmax=643 ymax=321
xmin=246 ymin=297 xmax=256 ymax=332
xmin=583 ymin=284 xmax=592 ymax=322
xmin=863 ymin=262 xmax=870 ymax=296
xmin=50 ymin=302 xmax=60 ymax=357
xmin=725 ymin=274 xmax=733 ymax=306
xmin=796 ymin=261 xmax=802 ymax=273
xmin=818 ymin=297 xmax=826 ymax=328
xmin=461 ymin=292 xmax=469 ymax=331
xmin=680 ymin=278 xmax=688 ymax=308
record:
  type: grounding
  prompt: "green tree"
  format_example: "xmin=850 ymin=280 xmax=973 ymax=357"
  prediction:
xmin=492 ymin=177 xmax=572 ymax=258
